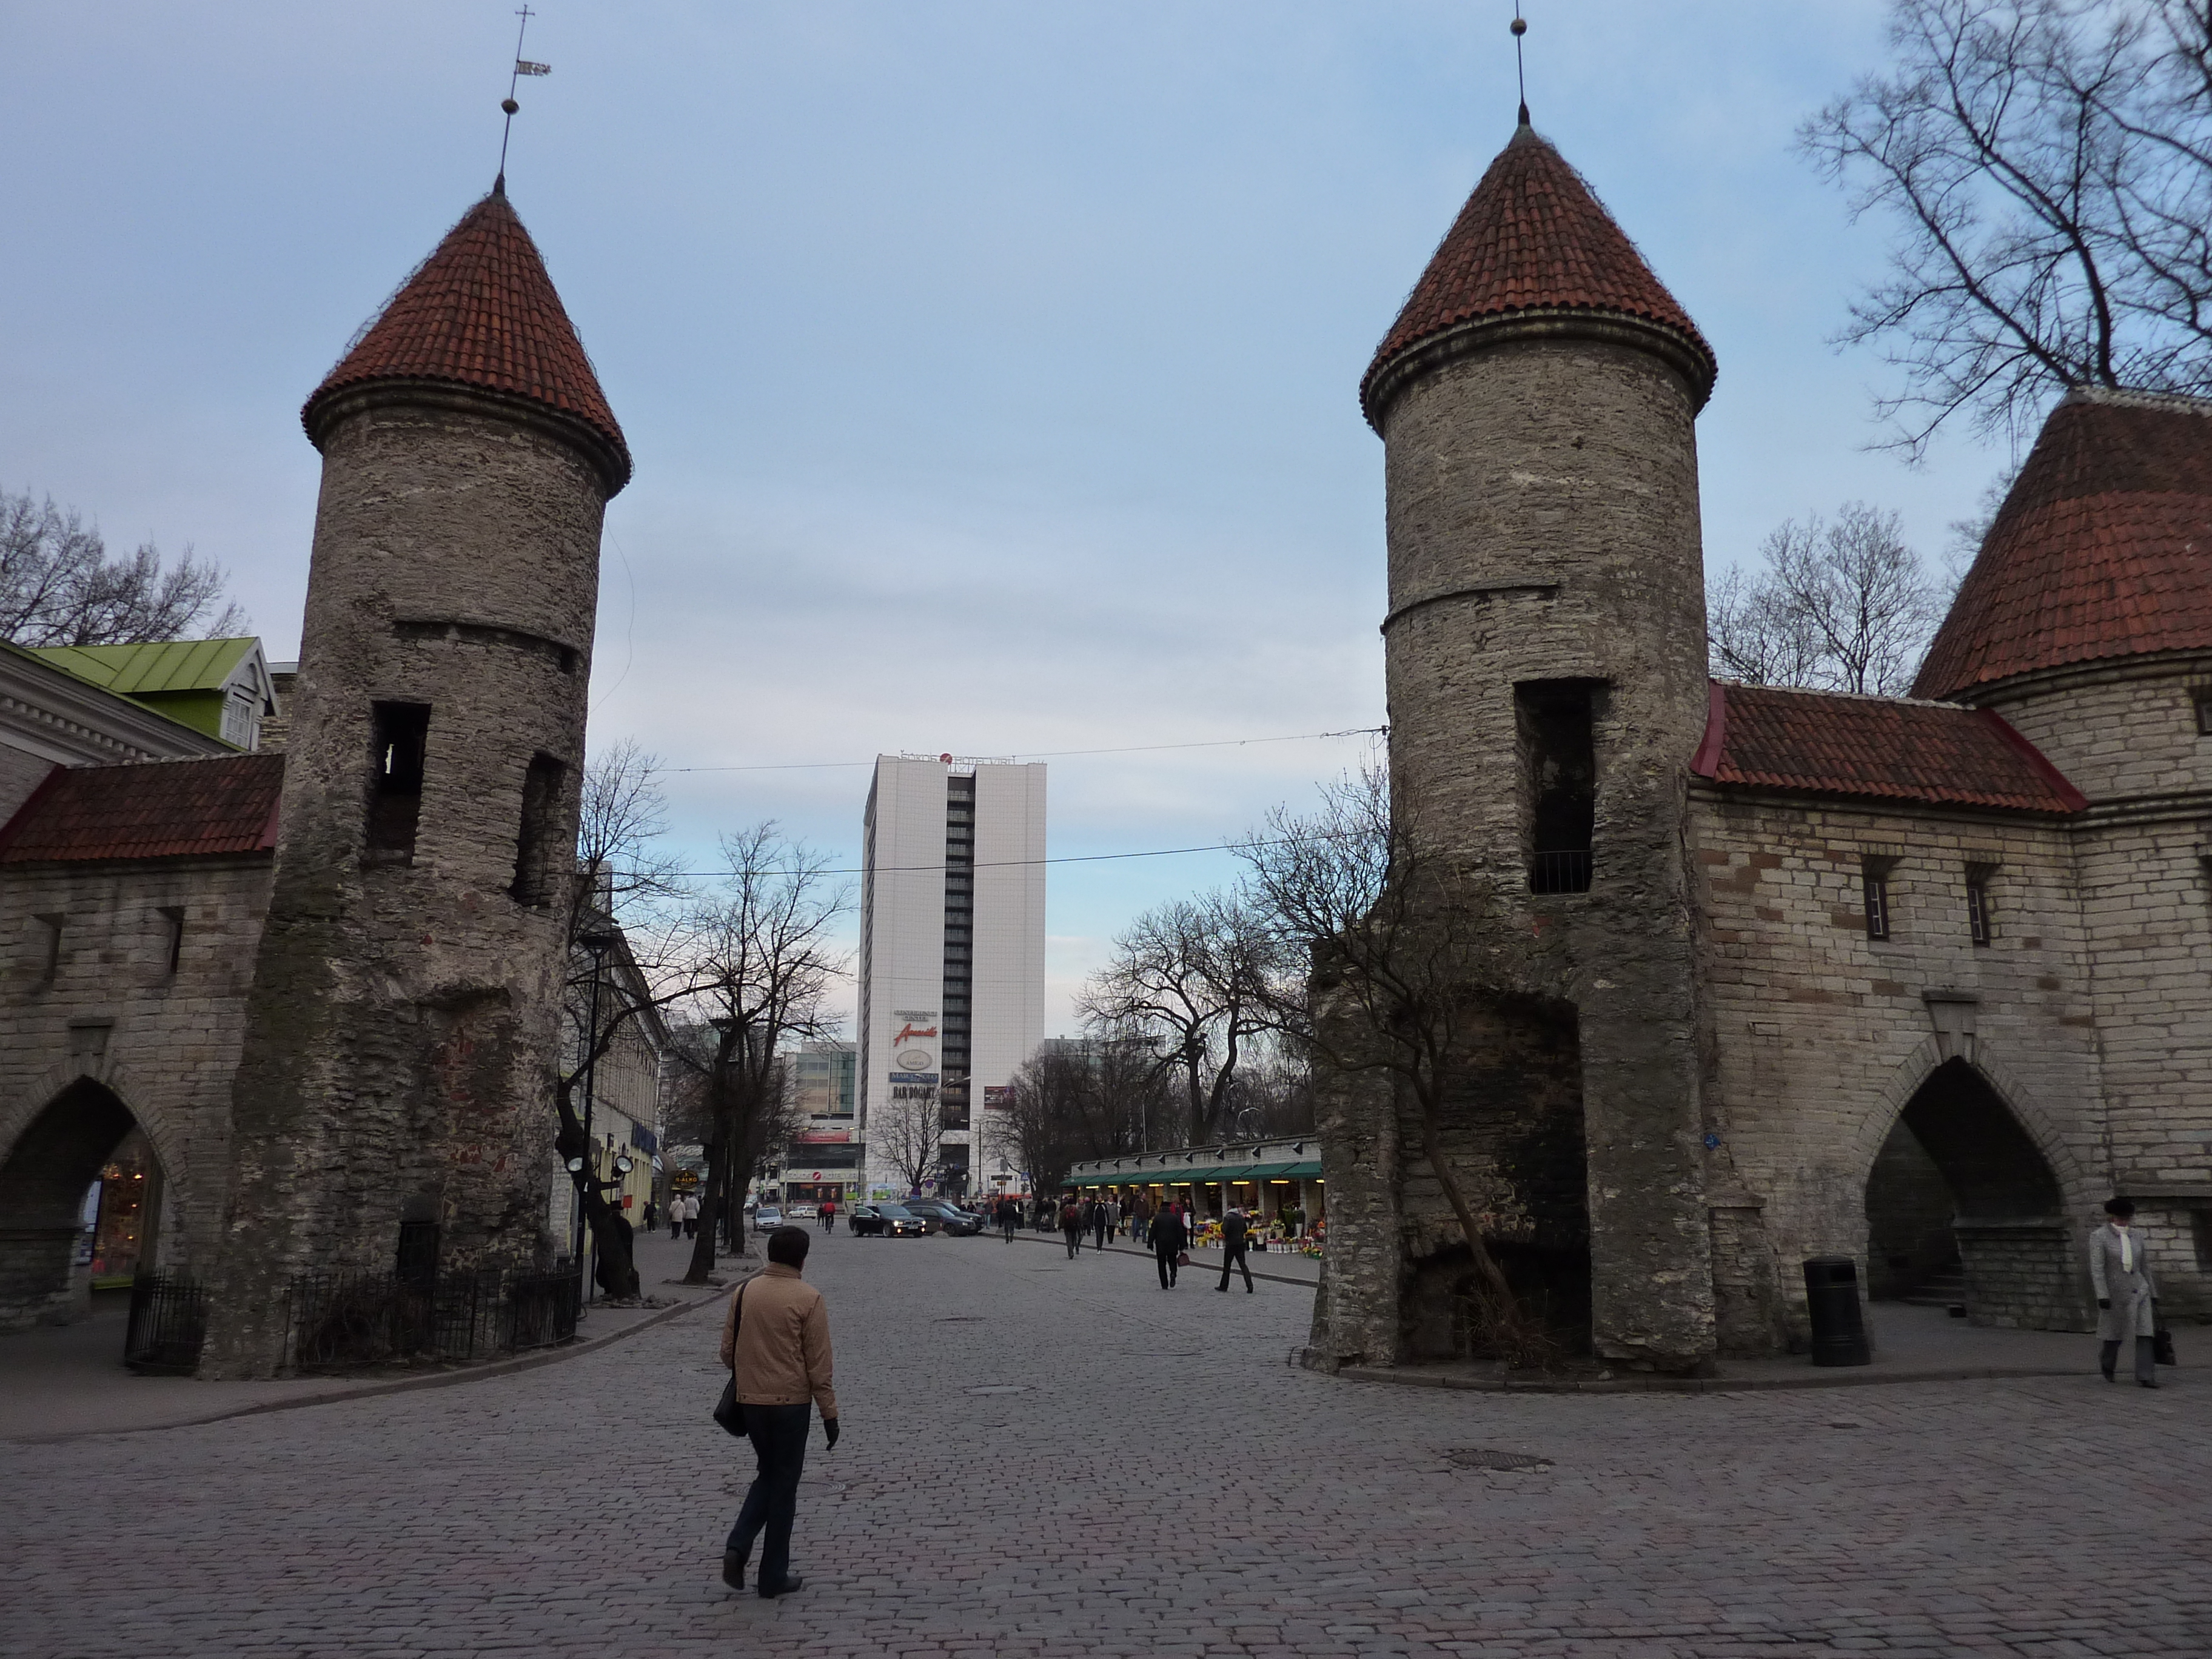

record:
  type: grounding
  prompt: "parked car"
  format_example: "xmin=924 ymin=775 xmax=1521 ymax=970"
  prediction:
xmin=851 ymin=1201 xmax=927 ymax=1238
xmin=900 ymin=1197 xmax=985 ymax=1236
xmin=785 ymin=1201 xmax=818 ymax=1219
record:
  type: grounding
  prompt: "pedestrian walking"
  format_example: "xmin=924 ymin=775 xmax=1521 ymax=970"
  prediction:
xmin=1216 ymin=1206 xmax=1255 ymax=1293
xmin=643 ymin=1199 xmax=657 ymax=1233
xmin=999 ymin=1197 xmax=1019 ymax=1243
xmin=2090 ymin=1196 xmax=2162 ymax=1387
xmin=1152 ymin=1201 xmax=1188 ymax=1289
xmin=1060 ymin=1196 xmax=1086 ymax=1258
xmin=1133 ymin=1199 xmax=1150 ymax=1248
xmin=669 ymin=1197 xmax=685 ymax=1240
xmin=1091 ymin=1197 xmax=1109 ymax=1252
xmin=719 ymin=1226 xmax=840 ymax=1599
xmin=683 ymin=1194 xmax=701 ymax=1239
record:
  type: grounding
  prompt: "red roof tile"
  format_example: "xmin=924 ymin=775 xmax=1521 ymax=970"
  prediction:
xmin=1915 ymin=390 xmax=2212 ymax=699
xmin=1362 ymin=124 xmax=1714 ymax=422
xmin=0 ymin=754 xmax=284 ymax=863
xmin=303 ymin=187 xmax=629 ymax=490
xmin=1691 ymin=682 xmax=2085 ymax=814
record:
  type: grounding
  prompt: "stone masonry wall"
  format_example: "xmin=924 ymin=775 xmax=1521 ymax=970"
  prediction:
xmin=202 ymin=397 xmax=605 ymax=1376
xmin=1691 ymin=785 xmax=2102 ymax=1347
xmin=0 ymin=854 xmax=270 ymax=1329
xmin=1369 ymin=330 xmax=1717 ymax=1373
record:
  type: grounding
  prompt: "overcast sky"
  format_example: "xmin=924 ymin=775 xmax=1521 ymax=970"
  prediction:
xmin=2 ymin=2 xmax=2016 ymax=1033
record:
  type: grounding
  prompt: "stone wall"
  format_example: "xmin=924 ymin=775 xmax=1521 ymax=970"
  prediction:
xmin=1691 ymin=785 xmax=2103 ymax=1346
xmin=201 ymin=393 xmax=606 ymax=1377
xmin=0 ymin=854 xmax=270 ymax=1329
xmin=1344 ymin=325 xmax=1718 ymax=1373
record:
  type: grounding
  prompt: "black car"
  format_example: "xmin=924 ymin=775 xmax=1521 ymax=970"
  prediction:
xmin=901 ymin=1198 xmax=985 ymax=1236
xmin=851 ymin=1202 xmax=927 ymax=1238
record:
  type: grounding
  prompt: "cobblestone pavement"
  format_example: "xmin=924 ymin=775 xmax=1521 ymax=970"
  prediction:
xmin=4 ymin=1228 xmax=2208 ymax=1658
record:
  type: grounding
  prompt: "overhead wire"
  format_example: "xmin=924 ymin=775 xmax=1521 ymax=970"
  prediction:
xmin=665 ymin=725 xmax=1384 ymax=775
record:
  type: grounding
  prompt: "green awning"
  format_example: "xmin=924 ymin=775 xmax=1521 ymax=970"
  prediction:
xmin=1245 ymin=1159 xmax=1322 ymax=1179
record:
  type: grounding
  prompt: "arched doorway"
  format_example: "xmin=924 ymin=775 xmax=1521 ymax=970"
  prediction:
xmin=0 ymin=1080 xmax=159 ymax=1332
xmin=1864 ymin=1058 xmax=2081 ymax=1329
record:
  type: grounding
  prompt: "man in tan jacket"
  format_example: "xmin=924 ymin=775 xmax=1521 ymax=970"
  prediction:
xmin=720 ymin=1226 xmax=839 ymax=1597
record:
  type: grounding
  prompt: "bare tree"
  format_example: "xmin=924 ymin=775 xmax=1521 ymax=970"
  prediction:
xmin=1237 ymin=765 xmax=1548 ymax=1363
xmin=996 ymin=1035 xmax=1164 ymax=1199
xmin=1076 ymin=891 xmax=1284 ymax=1148
xmin=1803 ymin=0 xmax=2212 ymax=454
xmin=551 ymin=744 xmax=688 ymax=1301
xmin=0 ymin=488 xmax=245 ymax=646
xmin=1708 ymin=503 xmax=1952 ymax=695
xmin=870 ymin=1087 xmax=945 ymax=1196
xmin=665 ymin=825 xmax=852 ymax=1284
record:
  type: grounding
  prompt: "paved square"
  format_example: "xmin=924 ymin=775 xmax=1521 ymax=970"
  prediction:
xmin=4 ymin=1228 xmax=2207 ymax=1658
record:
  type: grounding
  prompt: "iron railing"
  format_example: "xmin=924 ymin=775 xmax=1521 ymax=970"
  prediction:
xmin=1527 ymin=849 xmax=1593 ymax=895
xmin=124 ymin=1272 xmax=209 ymax=1375
xmin=285 ymin=1262 xmax=583 ymax=1370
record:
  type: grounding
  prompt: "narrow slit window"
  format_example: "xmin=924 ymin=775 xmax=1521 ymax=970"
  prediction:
xmin=1862 ymin=858 xmax=1895 ymax=941
xmin=161 ymin=907 xmax=185 ymax=976
xmin=367 ymin=702 xmax=432 ymax=857
xmin=511 ymin=753 xmax=566 ymax=906
xmin=1965 ymin=865 xmax=1996 ymax=947
xmin=2193 ymin=690 xmax=2212 ymax=736
xmin=1518 ymin=680 xmax=1598 ymax=894
xmin=34 ymin=914 xmax=62 ymax=980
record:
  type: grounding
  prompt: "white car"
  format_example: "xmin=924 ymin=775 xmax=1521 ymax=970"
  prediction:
xmin=786 ymin=1201 xmax=818 ymax=1219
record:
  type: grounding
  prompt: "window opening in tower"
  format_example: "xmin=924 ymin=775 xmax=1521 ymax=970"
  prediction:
xmin=1517 ymin=682 xmax=1597 ymax=894
xmin=366 ymin=701 xmax=432 ymax=859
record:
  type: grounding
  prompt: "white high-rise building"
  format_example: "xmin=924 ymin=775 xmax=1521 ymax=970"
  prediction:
xmin=857 ymin=755 xmax=1045 ymax=1202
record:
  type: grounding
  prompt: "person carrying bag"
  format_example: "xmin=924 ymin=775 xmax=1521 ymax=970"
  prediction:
xmin=714 ymin=1226 xmax=840 ymax=1597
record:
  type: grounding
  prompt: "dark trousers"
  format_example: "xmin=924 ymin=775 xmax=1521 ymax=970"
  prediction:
xmin=2102 ymin=1336 xmax=2156 ymax=1383
xmin=725 ymin=1403 xmax=810 ymax=1587
xmin=1063 ymin=1227 xmax=1083 ymax=1258
xmin=669 ymin=1219 xmax=682 ymax=1239
xmin=1092 ymin=1222 xmax=1107 ymax=1250
xmin=1156 ymin=1247 xmax=1179 ymax=1287
xmin=1218 ymin=1239 xmax=1253 ymax=1291
xmin=1000 ymin=1219 xmax=1016 ymax=1242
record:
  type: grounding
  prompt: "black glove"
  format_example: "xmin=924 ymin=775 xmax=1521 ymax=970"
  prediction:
xmin=823 ymin=1416 xmax=840 ymax=1448
xmin=2097 ymin=1298 xmax=2111 ymax=1310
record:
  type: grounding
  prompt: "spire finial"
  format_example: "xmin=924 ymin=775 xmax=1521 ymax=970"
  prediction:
xmin=1511 ymin=5 xmax=1530 ymax=127
xmin=495 ymin=5 xmax=551 ymax=189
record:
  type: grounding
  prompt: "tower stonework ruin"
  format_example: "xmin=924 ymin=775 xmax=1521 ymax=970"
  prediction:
xmin=199 ymin=185 xmax=629 ymax=1377
xmin=1321 ymin=121 xmax=1723 ymax=1375
xmin=1312 ymin=120 xmax=2212 ymax=1378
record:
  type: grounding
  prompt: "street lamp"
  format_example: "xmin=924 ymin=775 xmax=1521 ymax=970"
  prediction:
xmin=574 ymin=924 xmax=618 ymax=1280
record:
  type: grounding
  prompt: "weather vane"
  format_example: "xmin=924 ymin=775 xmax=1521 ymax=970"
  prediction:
xmin=1511 ymin=3 xmax=1530 ymax=127
xmin=496 ymin=4 xmax=552 ymax=189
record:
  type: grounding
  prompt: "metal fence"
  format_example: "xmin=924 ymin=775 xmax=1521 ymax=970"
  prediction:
xmin=124 ymin=1272 xmax=209 ymax=1375
xmin=285 ymin=1262 xmax=583 ymax=1371
xmin=1526 ymin=849 xmax=1594 ymax=894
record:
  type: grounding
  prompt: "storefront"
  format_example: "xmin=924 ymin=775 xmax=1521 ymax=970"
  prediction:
xmin=1065 ymin=1139 xmax=1326 ymax=1258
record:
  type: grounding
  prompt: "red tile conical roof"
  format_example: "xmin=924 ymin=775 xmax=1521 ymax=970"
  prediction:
xmin=303 ymin=186 xmax=629 ymax=492
xmin=1362 ymin=124 xmax=1715 ymax=426
xmin=1914 ymin=389 xmax=2212 ymax=700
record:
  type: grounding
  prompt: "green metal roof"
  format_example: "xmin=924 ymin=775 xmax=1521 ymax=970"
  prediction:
xmin=1254 ymin=1159 xmax=1323 ymax=1179
xmin=24 ymin=638 xmax=258 ymax=696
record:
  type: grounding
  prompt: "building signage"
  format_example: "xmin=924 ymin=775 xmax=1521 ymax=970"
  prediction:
xmin=982 ymin=1085 xmax=1012 ymax=1109
xmin=888 ymin=1071 xmax=939 ymax=1085
xmin=794 ymin=1130 xmax=851 ymax=1145
xmin=888 ymin=1011 xmax=938 ymax=1073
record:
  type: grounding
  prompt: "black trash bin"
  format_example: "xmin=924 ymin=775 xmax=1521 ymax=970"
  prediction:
xmin=1803 ymin=1256 xmax=1871 ymax=1366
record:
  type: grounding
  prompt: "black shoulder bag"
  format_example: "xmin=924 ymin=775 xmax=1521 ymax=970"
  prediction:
xmin=713 ymin=1282 xmax=750 ymax=1437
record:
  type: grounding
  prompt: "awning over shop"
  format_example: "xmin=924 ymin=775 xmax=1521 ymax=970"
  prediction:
xmin=1247 ymin=1159 xmax=1322 ymax=1179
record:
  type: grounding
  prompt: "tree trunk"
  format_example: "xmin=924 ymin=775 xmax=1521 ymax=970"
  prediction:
xmin=553 ymin=1079 xmax=640 ymax=1298
xmin=682 ymin=1138 xmax=722 ymax=1283
xmin=1408 ymin=1079 xmax=1544 ymax=1365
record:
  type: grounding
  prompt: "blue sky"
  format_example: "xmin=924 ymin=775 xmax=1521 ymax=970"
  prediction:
xmin=1 ymin=2 xmax=2017 ymax=1031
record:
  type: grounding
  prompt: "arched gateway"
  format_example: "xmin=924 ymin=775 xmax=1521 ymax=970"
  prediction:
xmin=0 ymin=1080 xmax=155 ymax=1331
xmin=1865 ymin=1059 xmax=2086 ymax=1331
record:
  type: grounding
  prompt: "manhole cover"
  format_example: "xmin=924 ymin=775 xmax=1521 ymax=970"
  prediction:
xmin=1444 ymin=1447 xmax=1551 ymax=1472
xmin=969 ymin=1385 xmax=1028 ymax=1395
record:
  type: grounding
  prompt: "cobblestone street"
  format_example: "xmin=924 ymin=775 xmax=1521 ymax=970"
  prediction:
xmin=5 ymin=1228 xmax=2208 ymax=1658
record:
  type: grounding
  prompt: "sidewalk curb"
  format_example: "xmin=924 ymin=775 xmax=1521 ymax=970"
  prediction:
xmin=1008 ymin=1228 xmax=1319 ymax=1289
xmin=10 ymin=1277 xmax=744 ymax=1445
xmin=1314 ymin=1352 xmax=2093 ymax=1394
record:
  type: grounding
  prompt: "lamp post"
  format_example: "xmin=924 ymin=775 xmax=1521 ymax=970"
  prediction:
xmin=572 ymin=924 xmax=618 ymax=1282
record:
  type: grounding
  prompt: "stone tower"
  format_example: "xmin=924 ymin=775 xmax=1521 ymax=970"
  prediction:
xmin=199 ymin=183 xmax=629 ymax=1377
xmin=1316 ymin=119 xmax=1720 ymax=1374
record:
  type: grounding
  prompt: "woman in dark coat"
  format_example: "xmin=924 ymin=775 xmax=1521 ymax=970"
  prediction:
xmin=2089 ymin=1196 xmax=2160 ymax=1387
